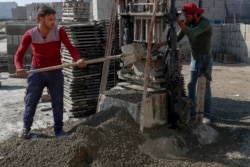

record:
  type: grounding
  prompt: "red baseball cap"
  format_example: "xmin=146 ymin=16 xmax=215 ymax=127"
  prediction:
xmin=182 ymin=2 xmax=204 ymax=15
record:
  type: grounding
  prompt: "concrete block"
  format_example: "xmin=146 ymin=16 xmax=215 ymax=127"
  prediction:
xmin=232 ymin=47 xmax=237 ymax=55
xmin=242 ymin=32 xmax=246 ymax=40
xmin=245 ymin=41 xmax=250 ymax=48
xmin=12 ymin=35 xmax=19 ymax=45
xmin=242 ymin=41 xmax=247 ymax=49
xmin=222 ymin=39 xmax=228 ymax=46
xmin=246 ymin=25 xmax=250 ymax=33
xmin=5 ymin=23 xmax=26 ymax=35
xmin=18 ymin=35 xmax=23 ymax=44
xmin=7 ymin=35 xmax=12 ymax=44
xmin=214 ymin=1 xmax=225 ymax=8
xmin=230 ymin=24 xmax=237 ymax=32
xmin=7 ymin=54 xmax=14 ymax=64
xmin=236 ymin=47 xmax=242 ymax=57
xmin=237 ymin=40 xmax=241 ymax=48
xmin=242 ymin=48 xmax=248 ymax=57
xmin=226 ymin=46 xmax=232 ymax=53
xmin=222 ymin=31 xmax=229 ymax=39
xmin=203 ymin=7 xmax=209 ymax=13
xmin=232 ymin=39 xmax=237 ymax=47
xmin=97 ymin=89 xmax=167 ymax=128
xmin=7 ymin=44 xmax=18 ymax=54
xmin=204 ymin=13 xmax=213 ymax=20
xmin=25 ymin=54 xmax=32 ymax=64
xmin=231 ymin=32 xmax=237 ymax=40
xmin=202 ymin=0 xmax=214 ymax=7
xmin=93 ymin=0 xmax=112 ymax=20
xmin=224 ymin=24 xmax=232 ymax=31
xmin=236 ymin=32 xmax=244 ymax=41
xmin=246 ymin=33 xmax=250 ymax=41
xmin=240 ymin=24 xmax=246 ymax=32
xmin=247 ymin=57 xmax=250 ymax=64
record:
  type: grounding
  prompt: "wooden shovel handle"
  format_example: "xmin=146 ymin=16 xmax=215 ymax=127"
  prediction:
xmin=9 ymin=55 xmax=122 ymax=77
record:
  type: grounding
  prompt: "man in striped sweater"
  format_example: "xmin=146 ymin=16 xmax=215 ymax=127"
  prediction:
xmin=14 ymin=5 xmax=86 ymax=139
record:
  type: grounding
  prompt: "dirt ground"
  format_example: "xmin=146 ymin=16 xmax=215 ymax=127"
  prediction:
xmin=0 ymin=61 xmax=249 ymax=167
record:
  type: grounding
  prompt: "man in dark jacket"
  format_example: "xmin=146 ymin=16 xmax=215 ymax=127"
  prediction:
xmin=176 ymin=2 xmax=213 ymax=123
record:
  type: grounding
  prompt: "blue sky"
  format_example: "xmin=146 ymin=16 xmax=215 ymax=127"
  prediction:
xmin=0 ymin=0 xmax=61 ymax=6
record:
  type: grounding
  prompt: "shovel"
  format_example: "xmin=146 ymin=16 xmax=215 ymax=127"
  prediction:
xmin=9 ymin=55 xmax=121 ymax=78
xmin=9 ymin=43 xmax=145 ymax=77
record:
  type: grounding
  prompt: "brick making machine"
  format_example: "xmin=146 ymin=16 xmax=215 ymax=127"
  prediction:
xmin=98 ymin=0 xmax=192 ymax=130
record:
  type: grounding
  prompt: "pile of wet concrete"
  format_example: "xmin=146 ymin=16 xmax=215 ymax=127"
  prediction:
xmin=0 ymin=106 xmax=221 ymax=167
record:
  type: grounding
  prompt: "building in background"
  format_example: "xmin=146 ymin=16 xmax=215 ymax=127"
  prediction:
xmin=12 ymin=6 xmax=27 ymax=21
xmin=26 ymin=2 xmax=63 ymax=22
xmin=0 ymin=2 xmax=17 ymax=20
xmin=62 ymin=0 xmax=91 ymax=22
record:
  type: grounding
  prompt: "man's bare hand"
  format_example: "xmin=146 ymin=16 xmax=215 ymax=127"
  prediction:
xmin=76 ymin=58 xmax=87 ymax=68
xmin=176 ymin=18 xmax=186 ymax=30
xmin=16 ymin=69 xmax=27 ymax=77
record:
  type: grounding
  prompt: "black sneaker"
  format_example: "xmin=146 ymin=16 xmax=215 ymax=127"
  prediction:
xmin=55 ymin=130 xmax=68 ymax=138
xmin=20 ymin=128 xmax=31 ymax=139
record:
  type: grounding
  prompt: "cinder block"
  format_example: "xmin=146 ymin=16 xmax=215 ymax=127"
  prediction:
xmin=245 ymin=41 xmax=250 ymax=48
xmin=246 ymin=25 xmax=250 ymax=33
xmin=7 ymin=35 xmax=13 ymax=44
xmin=7 ymin=44 xmax=19 ymax=55
xmin=246 ymin=33 xmax=250 ymax=41
xmin=214 ymin=1 xmax=225 ymax=8
xmin=222 ymin=39 xmax=228 ymax=46
xmin=240 ymin=24 xmax=246 ymax=32
xmin=232 ymin=47 xmax=237 ymax=54
xmin=222 ymin=31 xmax=229 ymax=39
xmin=222 ymin=24 xmax=230 ymax=31
xmin=7 ymin=54 xmax=14 ymax=64
xmin=202 ymin=0 xmax=214 ymax=7
xmin=12 ymin=35 xmax=19 ymax=45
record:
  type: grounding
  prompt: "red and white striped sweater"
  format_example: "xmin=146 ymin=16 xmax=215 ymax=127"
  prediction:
xmin=14 ymin=25 xmax=80 ymax=70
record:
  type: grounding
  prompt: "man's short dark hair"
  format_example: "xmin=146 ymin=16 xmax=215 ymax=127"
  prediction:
xmin=37 ymin=5 xmax=56 ymax=20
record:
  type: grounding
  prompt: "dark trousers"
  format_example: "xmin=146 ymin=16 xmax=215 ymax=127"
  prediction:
xmin=188 ymin=56 xmax=213 ymax=118
xmin=23 ymin=69 xmax=64 ymax=133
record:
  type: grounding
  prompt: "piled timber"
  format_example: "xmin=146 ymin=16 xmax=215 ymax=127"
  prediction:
xmin=62 ymin=23 xmax=118 ymax=117
xmin=62 ymin=0 xmax=90 ymax=22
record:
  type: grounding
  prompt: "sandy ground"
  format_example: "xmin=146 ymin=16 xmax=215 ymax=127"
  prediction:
xmin=0 ymin=62 xmax=249 ymax=167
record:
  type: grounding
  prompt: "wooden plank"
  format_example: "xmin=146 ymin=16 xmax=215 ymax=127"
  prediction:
xmin=140 ymin=0 xmax=157 ymax=133
xmin=99 ymin=0 xmax=118 ymax=94
xmin=196 ymin=75 xmax=206 ymax=122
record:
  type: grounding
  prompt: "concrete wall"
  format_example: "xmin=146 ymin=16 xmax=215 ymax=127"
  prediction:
xmin=208 ymin=23 xmax=250 ymax=64
xmin=92 ymin=0 xmax=113 ymax=20
xmin=221 ymin=24 xmax=250 ymax=63
xmin=5 ymin=22 xmax=36 ymax=73
xmin=12 ymin=6 xmax=27 ymax=21
xmin=176 ymin=0 xmax=226 ymax=24
xmin=225 ymin=0 xmax=250 ymax=23
xmin=26 ymin=2 xmax=62 ymax=22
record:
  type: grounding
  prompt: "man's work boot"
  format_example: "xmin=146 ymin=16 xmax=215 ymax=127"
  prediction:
xmin=19 ymin=128 xmax=31 ymax=139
